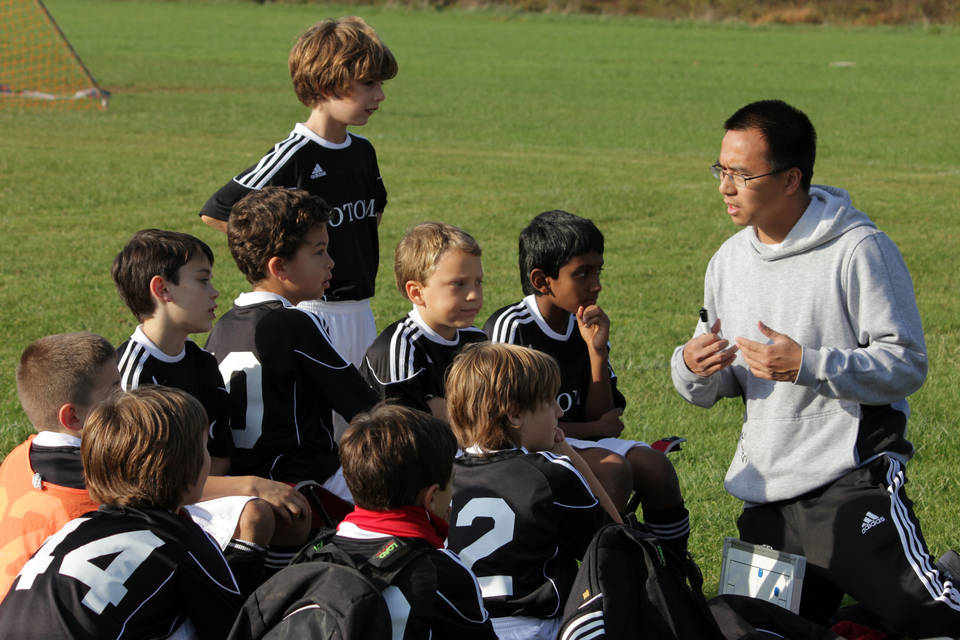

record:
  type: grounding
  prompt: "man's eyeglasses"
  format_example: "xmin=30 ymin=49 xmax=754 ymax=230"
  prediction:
xmin=711 ymin=163 xmax=786 ymax=188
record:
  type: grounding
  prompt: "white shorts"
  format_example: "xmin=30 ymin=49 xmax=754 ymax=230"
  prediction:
xmin=567 ymin=436 xmax=649 ymax=458
xmin=184 ymin=495 xmax=256 ymax=549
xmin=491 ymin=615 xmax=562 ymax=640
xmin=321 ymin=466 xmax=354 ymax=504
xmin=297 ymin=298 xmax=376 ymax=369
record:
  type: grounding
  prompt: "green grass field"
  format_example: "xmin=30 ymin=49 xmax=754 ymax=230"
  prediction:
xmin=2 ymin=0 xmax=958 ymax=599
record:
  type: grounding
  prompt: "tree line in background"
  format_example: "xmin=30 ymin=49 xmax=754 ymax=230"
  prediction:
xmin=251 ymin=0 xmax=959 ymax=25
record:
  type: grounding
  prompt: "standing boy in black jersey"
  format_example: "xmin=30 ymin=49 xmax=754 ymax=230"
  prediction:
xmin=321 ymin=403 xmax=497 ymax=639
xmin=484 ymin=210 xmax=690 ymax=555
xmin=0 ymin=387 xmax=242 ymax=639
xmin=0 ymin=333 xmax=118 ymax=600
xmin=200 ymin=16 xmax=397 ymax=375
xmin=445 ymin=343 xmax=620 ymax=640
xmin=112 ymin=228 xmax=312 ymax=583
xmin=361 ymin=223 xmax=486 ymax=419
xmin=205 ymin=188 xmax=378 ymax=513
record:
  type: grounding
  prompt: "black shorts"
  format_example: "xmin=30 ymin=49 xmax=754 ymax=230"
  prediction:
xmin=737 ymin=455 xmax=960 ymax=637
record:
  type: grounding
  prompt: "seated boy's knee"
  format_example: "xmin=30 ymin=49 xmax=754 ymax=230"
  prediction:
xmin=579 ymin=448 xmax=631 ymax=508
xmin=626 ymin=447 xmax=682 ymax=505
xmin=237 ymin=498 xmax=276 ymax=545
xmin=271 ymin=509 xmax=312 ymax=547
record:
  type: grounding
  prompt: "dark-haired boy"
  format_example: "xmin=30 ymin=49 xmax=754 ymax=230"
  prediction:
xmin=112 ymin=228 xmax=311 ymax=583
xmin=445 ymin=342 xmax=619 ymax=639
xmin=0 ymin=387 xmax=242 ymax=639
xmin=361 ymin=223 xmax=486 ymax=419
xmin=484 ymin=210 xmax=690 ymax=556
xmin=314 ymin=403 xmax=497 ymax=638
xmin=0 ymin=333 xmax=118 ymax=600
xmin=200 ymin=16 xmax=398 ymax=375
xmin=205 ymin=187 xmax=378 ymax=514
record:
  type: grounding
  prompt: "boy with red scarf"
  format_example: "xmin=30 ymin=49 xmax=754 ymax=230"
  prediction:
xmin=332 ymin=403 xmax=496 ymax=639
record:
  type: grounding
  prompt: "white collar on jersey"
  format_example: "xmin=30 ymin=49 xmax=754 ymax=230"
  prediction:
xmin=294 ymin=122 xmax=355 ymax=150
xmin=131 ymin=325 xmax=187 ymax=363
xmin=335 ymin=520 xmax=391 ymax=540
xmin=235 ymin=291 xmax=294 ymax=308
xmin=33 ymin=431 xmax=82 ymax=448
xmin=462 ymin=444 xmax=527 ymax=456
xmin=522 ymin=294 xmax=576 ymax=341
xmin=407 ymin=306 xmax=462 ymax=346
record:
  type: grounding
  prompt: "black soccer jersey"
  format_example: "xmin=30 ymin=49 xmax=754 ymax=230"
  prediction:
xmin=199 ymin=125 xmax=386 ymax=302
xmin=29 ymin=433 xmax=85 ymax=490
xmin=447 ymin=449 xmax=610 ymax=619
xmin=117 ymin=326 xmax=233 ymax=459
xmin=0 ymin=505 xmax=241 ymax=639
xmin=483 ymin=295 xmax=626 ymax=424
xmin=204 ymin=292 xmax=378 ymax=483
xmin=332 ymin=525 xmax=497 ymax=639
xmin=361 ymin=308 xmax=487 ymax=413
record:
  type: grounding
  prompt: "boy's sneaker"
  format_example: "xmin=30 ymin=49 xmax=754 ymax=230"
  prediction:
xmin=936 ymin=549 xmax=960 ymax=583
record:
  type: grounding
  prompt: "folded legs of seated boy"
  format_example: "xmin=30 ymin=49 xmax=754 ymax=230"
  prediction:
xmin=483 ymin=209 xmax=689 ymax=558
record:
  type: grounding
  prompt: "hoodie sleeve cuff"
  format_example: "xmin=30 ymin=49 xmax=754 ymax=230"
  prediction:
xmin=794 ymin=346 xmax=819 ymax=387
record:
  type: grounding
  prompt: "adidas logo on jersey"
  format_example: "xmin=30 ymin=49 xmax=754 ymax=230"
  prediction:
xmin=310 ymin=164 xmax=326 ymax=179
xmin=861 ymin=511 xmax=886 ymax=534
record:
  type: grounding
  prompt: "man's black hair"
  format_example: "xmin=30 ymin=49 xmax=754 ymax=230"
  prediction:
xmin=518 ymin=210 xmax=604 ymax=297
xmin=724 ymin=99 xmax=817 ymax=192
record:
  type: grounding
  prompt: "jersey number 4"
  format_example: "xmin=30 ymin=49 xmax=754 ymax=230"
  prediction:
xmin=17 ymin=519 xmax=165 ymax=614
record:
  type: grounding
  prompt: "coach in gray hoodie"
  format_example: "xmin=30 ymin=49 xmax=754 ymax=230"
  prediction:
xmin=671 ymin=100 xmax=959 ymax=637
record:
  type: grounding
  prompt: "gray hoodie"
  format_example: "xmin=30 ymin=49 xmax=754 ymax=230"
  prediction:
xmin=671 ymin=185 xmax=927 ymax=504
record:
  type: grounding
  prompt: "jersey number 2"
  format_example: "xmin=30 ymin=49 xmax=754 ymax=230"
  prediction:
xmin=454 ymin=497 xmax=516 ymax=598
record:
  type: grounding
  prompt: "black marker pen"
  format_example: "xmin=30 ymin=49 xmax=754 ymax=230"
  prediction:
xmin=699 ymin=307 xmax=723 ymax=338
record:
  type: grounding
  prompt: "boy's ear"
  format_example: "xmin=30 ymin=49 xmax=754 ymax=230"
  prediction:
xmin=149 ymin=275 xmax=172 ymax=303
xmin=56 ymin=403 xmax=84 ymax=433
xmin=528 ymin=268 xmax=551 ymax=295
xmin=506 ymin=409 xmax=523 ymax=428
xmin=405 ymin=280 xmax=425 ymax=306
xmin=266 ymin=256 xmax=287 ymax=281
xmin=417 ymin=483 xmax=440 ymax=510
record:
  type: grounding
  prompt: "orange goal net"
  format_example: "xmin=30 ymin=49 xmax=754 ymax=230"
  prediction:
xmin=0 ymin=0 xmax=109 ymax=110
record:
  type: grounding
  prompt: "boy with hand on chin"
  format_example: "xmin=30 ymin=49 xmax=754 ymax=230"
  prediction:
xmin=484 ymin=210 xmax=690 ymax=557
xmin=0 ymin=387 xmax=242 ymax=639
xmin=112 ymin=229 xmax=311 ymax=587
xmin=205 ymin=188 xmax=378 ymax=525
xmin=361 ymin=223 xmax=486 ymax=420
xmin=445 ymin=343 xmax=620 ymax=640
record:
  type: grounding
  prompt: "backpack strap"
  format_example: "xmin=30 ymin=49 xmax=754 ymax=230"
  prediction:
xmin=292 ymin=528 xmax=432 ymax=588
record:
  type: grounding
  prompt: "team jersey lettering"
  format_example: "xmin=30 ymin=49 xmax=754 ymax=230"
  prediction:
xmin=328 ymin=198 xmax=377 ymax=227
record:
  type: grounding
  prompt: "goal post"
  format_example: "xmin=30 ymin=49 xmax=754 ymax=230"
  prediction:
xmin=0 ymin=0 xmax=109 ymax=110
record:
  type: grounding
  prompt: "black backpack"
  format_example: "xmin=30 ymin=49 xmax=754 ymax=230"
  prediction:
xmin=559 ymin=521 xmax=725 ymax=640
xmin=227 ymin=530 xmax=430 ymax=640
